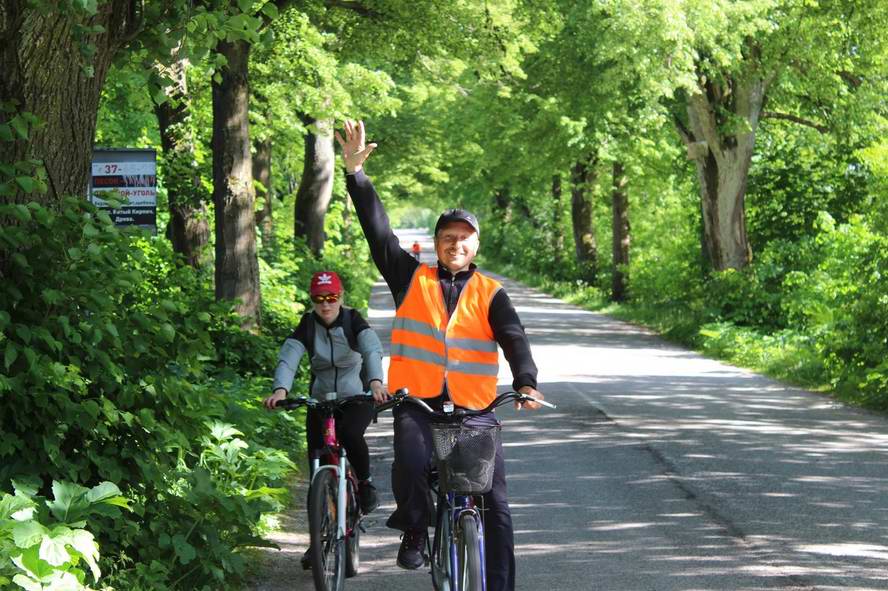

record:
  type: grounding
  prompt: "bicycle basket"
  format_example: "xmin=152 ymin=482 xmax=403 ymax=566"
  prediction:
xmin=430 ymin=423 xmax=501 ymax=494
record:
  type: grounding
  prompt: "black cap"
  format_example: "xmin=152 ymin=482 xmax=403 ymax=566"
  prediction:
xmin=434 ymin=208 xmax=480 ymax=236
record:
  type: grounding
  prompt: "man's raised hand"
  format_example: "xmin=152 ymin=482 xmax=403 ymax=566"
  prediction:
xmin=335 ymin=120 xmax=377 ymax=174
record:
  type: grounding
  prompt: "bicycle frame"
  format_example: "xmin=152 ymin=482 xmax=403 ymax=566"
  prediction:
xmin=310 ymin=415 xmax=350 ymax=543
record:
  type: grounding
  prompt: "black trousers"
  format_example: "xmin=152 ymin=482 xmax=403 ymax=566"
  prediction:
xmin=305 ymin=403 xmax=375 ymax=480
xmin=386 ymin=400 xmax=516 ymax=591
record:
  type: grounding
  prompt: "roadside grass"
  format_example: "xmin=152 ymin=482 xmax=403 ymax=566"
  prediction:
xmin=483 ymin=257 xmax=838 ymax=400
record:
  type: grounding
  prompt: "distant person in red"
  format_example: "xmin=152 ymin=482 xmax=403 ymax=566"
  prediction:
xmin=411 ymin=240 xmax=421 ymax=261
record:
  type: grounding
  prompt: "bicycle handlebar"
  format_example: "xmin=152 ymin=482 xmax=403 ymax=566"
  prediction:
xmin=275 ymin=393 xmax=375 ymax=411
xmin=375 ymin=388 xmax=555 ymax=419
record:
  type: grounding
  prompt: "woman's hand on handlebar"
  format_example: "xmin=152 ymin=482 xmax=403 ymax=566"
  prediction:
xmin=370 ymin=380 xmax=390 ymax=404
xmin=264 ymin=388 xmax=288 ymax=410
xmin=516 ymin=385 xmax=545 ymax=410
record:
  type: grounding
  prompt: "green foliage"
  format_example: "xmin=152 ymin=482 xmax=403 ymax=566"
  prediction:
xmin=747 ymin=124 xmax=871 ymax=248
xmin=0 ymin=479 xmax=128 ymax=590
xmin=781 ymin=214 xmax=888 ymax=408
xmin=612 ymin=212 xmax=888 ymax=410
xmin=0 ymin=198 xmax=299 ymax=589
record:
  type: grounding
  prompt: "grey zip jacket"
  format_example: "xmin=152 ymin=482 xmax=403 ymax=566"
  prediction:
xmin=273 ymin=308 xmax=384 ymax=398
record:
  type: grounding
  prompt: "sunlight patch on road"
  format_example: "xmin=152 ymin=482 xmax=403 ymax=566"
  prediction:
xmin=797 ymin=542 xmax=888 ymax=560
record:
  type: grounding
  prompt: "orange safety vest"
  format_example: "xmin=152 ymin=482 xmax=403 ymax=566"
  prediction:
xmin=388 ymin=264 xmax=502 ymax=410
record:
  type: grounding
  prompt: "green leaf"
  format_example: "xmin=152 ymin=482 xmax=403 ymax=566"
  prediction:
xmin=47 ymin=481 xmax=88 ymax=523
xmin=11 ymin=574 xmax=41 ymax=591
xmin=0 ymin=122 xmax=12 ymax=141
xmin=75 ymin=0 xmax=98 ymax=15
xmin=10 ymin=115 xmax=29 ymax=139
xmin=11 ymin=203 xmax=31 ymax=221
xmin=11 ymin=252 xmax=28 ymax=268
xmin=69 ymin=529 xmax=100 ymax=580
xmin=85 ymin=481 xmax=122 ymax=504
xmin=15 ymin=176 xmax=35 ymax=192
xmin=237 ymin=0 xmax=252 ymax=13
xmin=12 ymin=478 xmax=39 ymax=498
xmin=260 ymin=2 xmax=278 ymax=19
xmin=160 ymin=323 xmax=175 ymax=342
xmin=172 ymin=533 xmax=197 ymax=565
xmin=15 ymin=324 xmax=32 ymax=343
xmin=39 ymin=534 xmax=71 ymax=566
xmin=14 ymin=545 xmax=54 ymax=579
xmin=12 ymin=521 xmax=47 ymax=549
xmin=5 ymin=341 xmax=18 ymax=369
xmin=41 ymin=289 xmax=64 ymax=306
xmin=0 ymin=493 xmax=34 ymax=520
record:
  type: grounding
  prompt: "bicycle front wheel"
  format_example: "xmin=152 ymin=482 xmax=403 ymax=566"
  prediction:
xmin=345 ymin=475 xmax=360 ymax=578
xmin=430 ymin=494 xmax=451 ymax=591
xmin=456 ymin=513 xmax=483 ymax=591
xmin=309 ymin=469 xmax=345 ymax=591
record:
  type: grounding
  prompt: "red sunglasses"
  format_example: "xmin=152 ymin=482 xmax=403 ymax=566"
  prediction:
xmin=311 ymin=293 xmax=341 ymax=304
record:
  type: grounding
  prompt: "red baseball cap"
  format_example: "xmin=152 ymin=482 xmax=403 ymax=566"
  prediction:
xmin=310 ymin=271 xmax=343 ymax=295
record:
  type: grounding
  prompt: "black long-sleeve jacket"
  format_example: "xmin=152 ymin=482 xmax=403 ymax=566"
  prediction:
xmin=346 ymin=170 xmax=538 ymax=391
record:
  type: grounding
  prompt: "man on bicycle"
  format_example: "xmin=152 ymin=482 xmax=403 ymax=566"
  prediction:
xmin=336 ymin=120 xmax=544 ymax=591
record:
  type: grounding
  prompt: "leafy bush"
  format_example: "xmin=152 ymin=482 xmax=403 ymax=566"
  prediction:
xmin=0 ymin=479 xmax=129 ymax=591
xmin=0 ymin=198 xmax=298 ymax=589
xmin=781 ymin=214 xmax=888 ymax=408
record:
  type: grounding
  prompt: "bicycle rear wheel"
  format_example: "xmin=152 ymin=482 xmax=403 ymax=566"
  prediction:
xmin=430 ymin=494 xmax=451 ymax=591
xmin=309 ymin=469 xmax=345 ymax=591
xmin=456 ymin=513 xmax=483 ymax=591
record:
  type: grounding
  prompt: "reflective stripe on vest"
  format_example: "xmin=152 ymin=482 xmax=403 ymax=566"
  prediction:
xmin=388 ymin=264 xmax=502 ymax=409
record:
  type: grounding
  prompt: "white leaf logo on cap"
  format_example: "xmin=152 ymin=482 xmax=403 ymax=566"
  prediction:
xmin=317 ymin=273 xmax=333 ymax=285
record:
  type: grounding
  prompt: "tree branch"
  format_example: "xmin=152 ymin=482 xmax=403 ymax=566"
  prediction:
xmin=761 ymin=111 xmax=829 ymax=133
xmin=838 ymin=70 xmax=862 ymax=89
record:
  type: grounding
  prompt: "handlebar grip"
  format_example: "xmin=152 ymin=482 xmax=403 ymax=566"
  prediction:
xmin=275 ymin=398 xmax=307 ymax=410
xmin=532 ymin=398 xmax=557 ymax=409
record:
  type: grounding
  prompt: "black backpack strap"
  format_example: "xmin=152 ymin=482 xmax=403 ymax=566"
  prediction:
xmin=341 ymin=307 xmax=359 ymax=352
xmin=302 ymin=314 xmax=316 ymax=394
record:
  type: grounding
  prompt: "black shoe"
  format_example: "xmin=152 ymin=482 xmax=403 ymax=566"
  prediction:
xmin=301 ymin=547 xmax=312 ymax=570
xmin=358 ymin=480 xmax=378 ymax=514
xmin=397 ymin=529 xmax=426 ymax=570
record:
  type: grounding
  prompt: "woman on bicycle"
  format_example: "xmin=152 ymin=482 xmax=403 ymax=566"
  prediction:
xmin=263 ymin=271 xmax=387 ymax=567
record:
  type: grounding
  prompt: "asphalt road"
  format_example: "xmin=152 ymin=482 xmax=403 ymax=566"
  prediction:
xmin=249 ymin=229 xmax=888 ymax=591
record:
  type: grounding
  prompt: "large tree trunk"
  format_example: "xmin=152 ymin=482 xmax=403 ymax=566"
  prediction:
xmin=678 ymin=73 xmax=767 ymax=271
xmin=611 ymin=161 xmax=629 ymax=302
xmin=294 ymin=116 xmax=334 ymax=255
xmin=0 ymin=2 xmax=141 ymax=205
xmin=552 ymin=174 xmax=564 ymax=268
xmin=570 ymin=155 xmax=598 ymax=283
xmin=211 ymin=39 xmax=261 ymax=328
xmin=253 ymin=138 xmax=273 ymax=246
xmin=154 ymin=51 xmax=209 ymax=268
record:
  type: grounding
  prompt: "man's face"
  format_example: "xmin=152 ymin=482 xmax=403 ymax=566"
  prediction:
xmin=434 ymin=221 xmax=479 ymax=273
